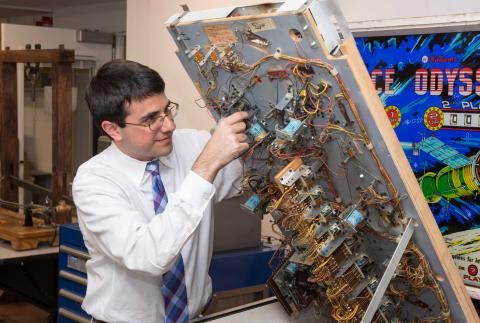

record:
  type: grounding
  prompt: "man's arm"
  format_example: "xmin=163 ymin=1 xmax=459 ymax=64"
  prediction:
xmin=73 ymin=168 xmax=214 ymax=277
xmin=192 ymin=111 xmax=249 ymax=183
xmin=73 ymin=112 xmax=248 ymax=277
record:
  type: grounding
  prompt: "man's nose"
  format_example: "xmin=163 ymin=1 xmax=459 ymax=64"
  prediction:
xmin=161 ymin=115 xmax=176 ymax=132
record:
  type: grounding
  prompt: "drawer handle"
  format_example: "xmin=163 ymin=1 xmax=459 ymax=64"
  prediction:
xmin=59 ymin=288 xmax=84 ymax=304
xmin=59 ymin=270 xmax=87 ymax=286
xmin=60 ymin=245 xmax=90 ymax=260
xmin=58 ymin=307 xmax=91 ymax=323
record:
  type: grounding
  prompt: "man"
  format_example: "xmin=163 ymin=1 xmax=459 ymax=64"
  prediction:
xmin=73 ymin=59 xmax=249 ymax=323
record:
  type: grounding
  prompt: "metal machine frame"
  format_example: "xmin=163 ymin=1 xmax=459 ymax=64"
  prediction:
xmin=167 ymin=0 xmax=478 ymax=321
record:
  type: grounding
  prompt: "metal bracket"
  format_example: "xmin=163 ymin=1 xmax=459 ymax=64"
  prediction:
xmin=169 ymin=4 xmax=190 ymax=27
xmin=168 ymin=5 xmax=191 ymax=54
xmin=296 ymin=14 xmax=319 ymax=49
xmin=309 ymin=0 xmax=352 ymax=55
xmin=361 ymin=218 xmax=416 ymax=323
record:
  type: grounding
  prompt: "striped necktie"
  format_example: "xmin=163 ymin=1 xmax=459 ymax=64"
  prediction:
xmin=146 ymin=160 xmax=189 ymax=323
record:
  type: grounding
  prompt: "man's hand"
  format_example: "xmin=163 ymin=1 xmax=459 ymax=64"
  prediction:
xmin=193 ymin=111 xmax=250 ymax=183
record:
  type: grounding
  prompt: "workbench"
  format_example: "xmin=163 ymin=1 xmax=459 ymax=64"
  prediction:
xmin=0 ymin=241 xmax=57 ymax=264
xmin=0 ymin=241 xmax=58 ymax=316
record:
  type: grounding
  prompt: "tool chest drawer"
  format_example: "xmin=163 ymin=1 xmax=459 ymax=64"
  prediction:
xmin=58 ymin=224 xmax=92 ymax=323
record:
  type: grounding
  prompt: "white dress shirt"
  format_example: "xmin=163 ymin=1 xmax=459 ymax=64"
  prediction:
xmin=73 ymin=129 xmax=242 ymax=323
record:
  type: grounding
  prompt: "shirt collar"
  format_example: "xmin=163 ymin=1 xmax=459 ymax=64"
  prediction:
xmin=159 ymin=148 xmax=175 ymax=169
xmin=105 ymin=143 xmax=174 ymax=187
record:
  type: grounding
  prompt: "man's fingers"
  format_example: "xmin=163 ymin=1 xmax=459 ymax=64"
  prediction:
xmin=236 ymin=133 xmax=248 ymax=143
xmin=231 ymin=121 xmax=247 ymax=133
xmin=240 ymin=142 xmax=250 ymax=153
xmin=235 ymin=142 xmax=250 ymax=159
xmin=223 ymin=111 xmax=249 ymax=125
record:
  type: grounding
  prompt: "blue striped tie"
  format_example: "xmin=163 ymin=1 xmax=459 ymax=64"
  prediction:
xmin=146 ymin=160 xmax=189 ymax=323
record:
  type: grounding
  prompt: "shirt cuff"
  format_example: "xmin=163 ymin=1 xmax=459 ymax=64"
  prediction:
xmin=177 ymin=171 xmax=215 ymax=208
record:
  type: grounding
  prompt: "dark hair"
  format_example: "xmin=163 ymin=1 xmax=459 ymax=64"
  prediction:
xmin=85 ymin=59 xmax=165 ymax=134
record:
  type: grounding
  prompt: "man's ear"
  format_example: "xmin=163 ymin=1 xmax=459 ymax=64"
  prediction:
xmin=101 ymin=121 xmax=122 ymax=141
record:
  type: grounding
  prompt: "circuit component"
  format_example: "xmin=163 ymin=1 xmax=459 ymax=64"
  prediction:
xmin=245 ymin=29 xmax=271 ymax=47
xmin=241 ymin=193 xmax=264 ymax=215
xmin=273 ymin=157 xmax=304 ymax=189
xmin=247 ymin=121 xmax=269 ymax=142
xmin=341 ymin=206 xmax=365 ymax=231
xmin=276 ymin=118 xmax=304 ymax=141
xmin=274 ymin=85 xmax=294 ymax=111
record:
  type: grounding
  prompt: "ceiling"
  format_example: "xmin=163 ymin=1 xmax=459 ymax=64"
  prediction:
xmin=0 ymin=0 xmax=124 ymax=18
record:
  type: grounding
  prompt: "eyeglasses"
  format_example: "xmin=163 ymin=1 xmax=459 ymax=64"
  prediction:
xmin=120 ymin=101 xmax=179 ymax=131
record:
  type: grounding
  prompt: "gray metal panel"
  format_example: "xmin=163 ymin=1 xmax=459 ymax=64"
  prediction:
xmin=213 ymin=195 xmax=261 ymax=252
xmin=167 ymin=1 xmax=469 ymax=321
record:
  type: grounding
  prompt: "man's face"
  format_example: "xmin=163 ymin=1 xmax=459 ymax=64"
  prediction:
xmin=115 ymin=93 xmax=176 ymax=161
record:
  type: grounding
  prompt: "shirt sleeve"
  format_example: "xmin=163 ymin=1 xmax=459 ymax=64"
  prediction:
xmin=193 ymin=130 xmax=244 ymax=203
xmin=212 ymin=158 xmax=243 ymax=203
xmin=73 ymin=167 xmax=215 ymax=277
